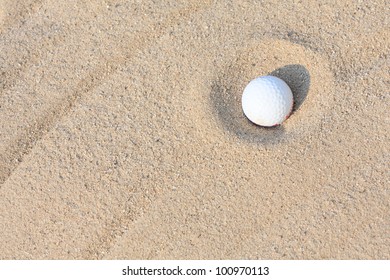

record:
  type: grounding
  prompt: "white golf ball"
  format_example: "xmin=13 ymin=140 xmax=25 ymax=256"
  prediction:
xmin=242 ymin=75 xmax=293 ymax=127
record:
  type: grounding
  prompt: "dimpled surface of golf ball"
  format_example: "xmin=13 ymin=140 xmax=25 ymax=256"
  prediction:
xmin=242 ymin=75 xmax=293 ymax=127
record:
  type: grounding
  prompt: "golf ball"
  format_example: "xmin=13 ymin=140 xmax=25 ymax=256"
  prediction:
xmin=242 ymin=75 xmax=293 ymax=127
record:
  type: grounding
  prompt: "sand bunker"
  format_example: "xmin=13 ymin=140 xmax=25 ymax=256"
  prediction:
xmin=0 ymin=0 xmax=389 ymax=259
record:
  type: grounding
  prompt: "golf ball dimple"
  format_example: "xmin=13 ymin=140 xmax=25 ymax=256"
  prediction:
xmin=242 ymin=75 xmax=294 ymax=127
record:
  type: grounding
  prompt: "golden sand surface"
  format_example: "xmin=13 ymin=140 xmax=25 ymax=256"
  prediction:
xmin=0 ymin=0 xmax=389 ymax=259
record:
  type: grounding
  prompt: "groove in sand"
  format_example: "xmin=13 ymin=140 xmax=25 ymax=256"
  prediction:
xmin=0 ymin=1 xmax=212 ymax=186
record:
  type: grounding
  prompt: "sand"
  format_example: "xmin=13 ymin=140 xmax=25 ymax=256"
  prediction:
xmin=0 ymin=0 xmax=389 ymax=259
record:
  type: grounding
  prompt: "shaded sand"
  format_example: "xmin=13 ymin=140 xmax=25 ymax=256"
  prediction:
xmin=0 ymin=0 xmax=389 ymax=259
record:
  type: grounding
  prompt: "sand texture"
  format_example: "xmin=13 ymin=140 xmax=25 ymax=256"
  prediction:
xmin=0 ymin=0 xmax=389 ymax=259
